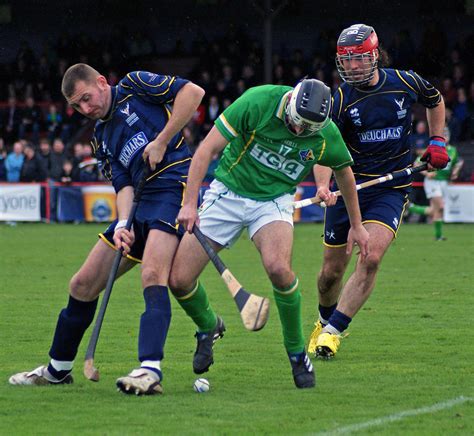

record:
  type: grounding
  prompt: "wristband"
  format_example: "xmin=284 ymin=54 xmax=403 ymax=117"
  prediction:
xmin=429 ymin=136 xmax=446 ymax=147
xmin=115 ymin=219 xmax=128 ymax=231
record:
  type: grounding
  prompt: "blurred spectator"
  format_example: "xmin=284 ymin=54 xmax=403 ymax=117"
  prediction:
xmin=20 ymin=143 xmax=47 ymax=182
xmin=445 ymin=107 xmax=462 ymax=143
xmin=0 ymin=138 xmax=7 ymax=181
xmin=452 ymin=64 xmax=468 ymax=89
xmin=222 ymin=97 xmax=232 ymax=109
xmin=77 ymin=157 xmax=99 ymax=182
xmin=411 ymin=120 xmax=429 ymax=157
xmin=37 ymin=138 xmax=52 ymax=178
xmin=60 ymin=159 xmax=75 ymax=184
xmin=2 ymin=96 xmax=21 ymax=144
xmin=453 ymin=88 xmax=469 ymax=139
xmin=70 ymin=141 xmax=85 ymax=180
xmin=61 ymin=104 xmax=85 ymax=143
xmin=440 ymin=77 xmax=457 ymax=108
xmin=19 ymin=96 xmax=42 ymax=144
xmin=81 ymin=142 xmax=94 ymax=159
xmin=235 ymin=79 xmax=247 ymax=97
xmin=5 ymin=141 xmax=25 ymax=182
xmin=273 ymin=63 xmax=287 ymax=85
xmin=241 ymin=64 xmax=257 ymax=88
xmin=10 ymin=58 xmax=34 ymax=101
xmin=203 ymin=95 xmax=220 ymax=134
xmin=49 ymin=138 xmax=68 ymax=181
xmin=45 ymin=103 xmax=63 ymax=142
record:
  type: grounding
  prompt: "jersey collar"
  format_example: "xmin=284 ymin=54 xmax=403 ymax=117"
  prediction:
xmin=355 ymin=69 xmax=387 ymax=93
xmin=100 ymin=86 xmax=118 ymax=122
xmin=275 ymin=91 xmax=291 ymax=121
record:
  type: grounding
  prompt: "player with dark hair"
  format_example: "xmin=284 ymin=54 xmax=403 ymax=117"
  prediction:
xmin=9 ymin=63 xmax=205 ymax=395
xmin=167 ymin=78 xmax=369 ymax=389
xmin=308 ymin=24 xmax=449 ymax=359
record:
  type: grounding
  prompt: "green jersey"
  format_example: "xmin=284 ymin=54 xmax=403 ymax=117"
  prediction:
xmin=214 ymin=84 xmax=353 ymax=200
xmin=434 ymin=145 xmax=458 ymax=181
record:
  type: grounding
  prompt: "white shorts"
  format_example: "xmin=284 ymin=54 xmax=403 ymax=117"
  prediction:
xmin=198 ymin=180 xmax=294 ymax=248
xmin=424 ymin=178 xmax=448 ymax=199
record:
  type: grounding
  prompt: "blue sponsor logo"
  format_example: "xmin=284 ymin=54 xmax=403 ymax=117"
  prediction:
xmin=119 ymin=131 xmax=149 ymax=167
xmin=92 ymin=199 xmax=112 ymax=222
xmin=358 ymin=127 xmax=403 ymax=142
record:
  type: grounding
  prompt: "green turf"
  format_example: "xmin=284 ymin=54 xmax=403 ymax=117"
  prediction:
xmin=1 ymin=222 xmax=473 ymax=435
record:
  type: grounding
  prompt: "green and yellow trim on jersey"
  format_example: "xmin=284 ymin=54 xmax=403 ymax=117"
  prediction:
xmin=217 ymin=113 xmax=239 ymax=138
xmin=226 ymin=130 xmax=256 ymax=174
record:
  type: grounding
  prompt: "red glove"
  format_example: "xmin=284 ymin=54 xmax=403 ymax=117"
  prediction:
xmin=421 ymin=136 xmax=450 ymax=169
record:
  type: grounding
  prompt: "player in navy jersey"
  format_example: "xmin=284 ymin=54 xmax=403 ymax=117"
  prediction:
xmin=308 ymin=24 xmax=449 ymax=359
xmin=9 ymin=64 xmax=205 ymax=395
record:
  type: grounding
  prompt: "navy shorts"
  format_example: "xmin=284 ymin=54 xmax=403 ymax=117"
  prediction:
xmin=323 ymin=188 xmax=409 ymax=246
xmin=99 ymin=185 xmax=185 ymax=261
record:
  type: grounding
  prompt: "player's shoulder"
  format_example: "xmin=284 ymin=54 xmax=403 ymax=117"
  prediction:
xmin=385 ymin=68 xmax=428 ymax=89
xmin=119 ymin=71 xmax=170 ymax=87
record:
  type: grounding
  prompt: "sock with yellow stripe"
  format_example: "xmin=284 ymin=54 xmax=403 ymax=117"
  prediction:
xmin=273 ymin=277 xmax=305 ymax=354
xmin=175 ymin=281 xmax=217 ymax=333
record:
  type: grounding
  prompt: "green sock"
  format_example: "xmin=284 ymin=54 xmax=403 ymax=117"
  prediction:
xmin=409 ymin=204 xmax=428 ymax=215
xmin=175 ymin=281 xmax=217 ymax=332
xmin=434 ymin=220 xmax=443 ymax=239
xmin=273 ymin=278 xmax=305 ymax=354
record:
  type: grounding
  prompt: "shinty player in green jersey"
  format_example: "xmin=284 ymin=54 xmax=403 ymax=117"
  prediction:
xmin=409 ymin=127 xmax=464 ymax=240
xmin=168 ymin=79 xmax=369 ymax=389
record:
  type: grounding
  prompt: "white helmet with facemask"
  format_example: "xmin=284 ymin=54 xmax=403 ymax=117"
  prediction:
xmin=285 ymin=79 xmax=332 ymax=137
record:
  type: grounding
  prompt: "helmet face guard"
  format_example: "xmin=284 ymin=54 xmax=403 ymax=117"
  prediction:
xmin=285 ymin=79 xmax=332 ymax=137
xmin=335 ymin=24 xmax=379 ymax=87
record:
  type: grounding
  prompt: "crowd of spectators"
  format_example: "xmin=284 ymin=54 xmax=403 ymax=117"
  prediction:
xmin=0 ymin=23 xmax=472 ymax=183
xmin=0 ymin=137 xmax=100 ymax=184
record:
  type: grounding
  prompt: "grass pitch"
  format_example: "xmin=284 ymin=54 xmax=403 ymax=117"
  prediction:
xmin=1 ymin=222 xmax=473 ymax=435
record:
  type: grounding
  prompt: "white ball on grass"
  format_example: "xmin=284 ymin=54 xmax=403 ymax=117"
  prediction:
xmin=193 ymin=378 xmax=210 ymax=393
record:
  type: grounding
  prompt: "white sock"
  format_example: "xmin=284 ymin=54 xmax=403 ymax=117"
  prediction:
xmin=319 ymin=315 xmax=329 ymax=325
xmin=141 ymin=360 xmax=161 ymax=372
xmin=322 ymin=324 xmax=341 ymax=335
xmin=50 ymin=359 xmax=74 ymax=371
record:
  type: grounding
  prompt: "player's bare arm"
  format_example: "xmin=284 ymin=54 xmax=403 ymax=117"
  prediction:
xmin=143 ymin=82 xmax=205 ymax=169
xmin=333 ymin=166 xmax=369 ymax=258
xmin=113 ymin=185 xmax=135 ymax=254
xmin=177 ymin=126 xmax=228 ymax=233
xmin=313 ymin=164 xmax=337 ymax=206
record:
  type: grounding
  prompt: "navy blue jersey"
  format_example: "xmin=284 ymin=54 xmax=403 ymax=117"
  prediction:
xmin=332 ymin=68 xmax=441 ymax=189
xmin=91 ymin=71 xmax=191 ymax=196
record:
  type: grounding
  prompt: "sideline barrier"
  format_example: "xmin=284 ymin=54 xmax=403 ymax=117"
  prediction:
xmin=1 ymin=182 xmax=473 ymax=223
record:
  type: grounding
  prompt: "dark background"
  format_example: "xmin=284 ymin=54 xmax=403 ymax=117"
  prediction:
xmin=0 ymin=0 xmax=472 ymax=182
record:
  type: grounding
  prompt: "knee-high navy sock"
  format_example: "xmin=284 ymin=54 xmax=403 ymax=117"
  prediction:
xmin=48 ymin=295 xmax=98 ymax=378
xmin=139 ymin=286 xmax=171 ymax=365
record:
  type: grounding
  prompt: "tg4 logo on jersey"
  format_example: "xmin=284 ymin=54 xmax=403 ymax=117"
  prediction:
xmin=250 ymin=142 xmax=315 ymax=180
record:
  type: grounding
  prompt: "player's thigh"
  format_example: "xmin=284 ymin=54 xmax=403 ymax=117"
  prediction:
xmin=169 ymin=231 xmax=223 ymax=295
xmin=252 ymin=221 xmax=294 ymax=272
xmin=141 ymin=229 xmax=179 ymax=287
xmin=70 ymin=239 xmax=136 ymax=300
xmin=198 ymin=180 xmax=246 ymax=247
